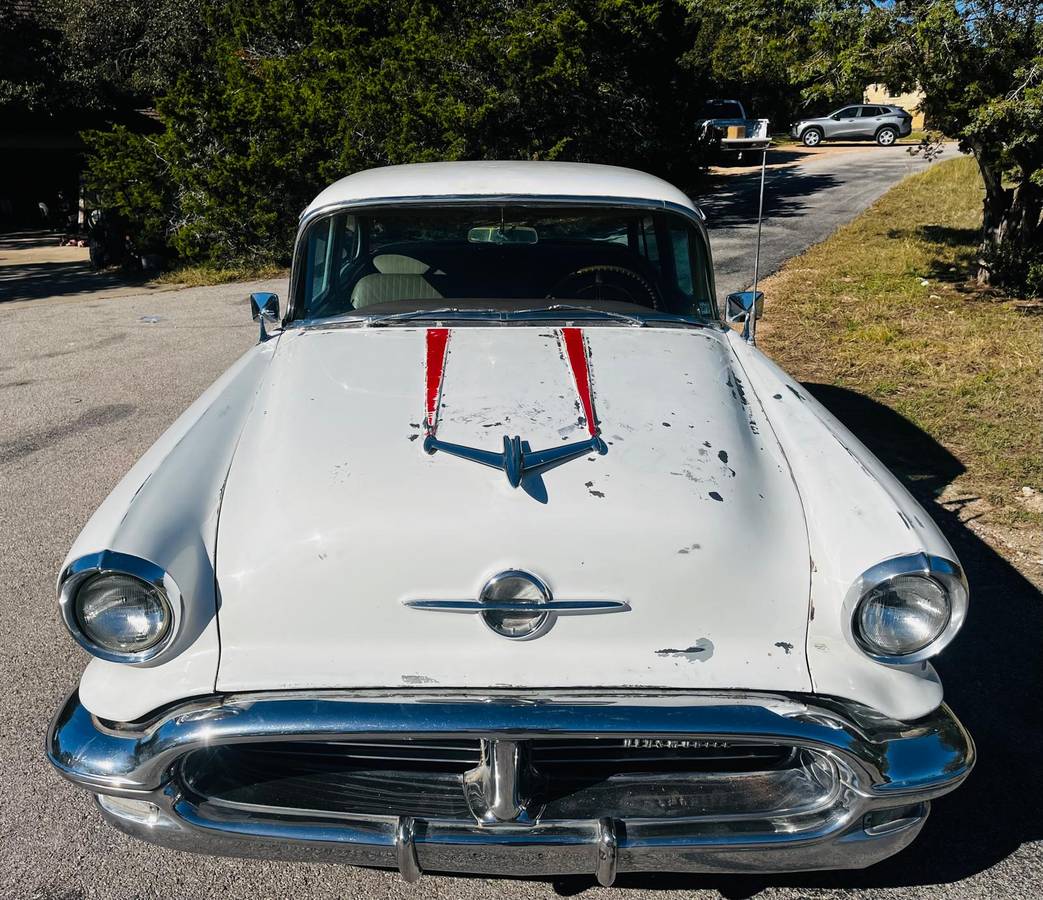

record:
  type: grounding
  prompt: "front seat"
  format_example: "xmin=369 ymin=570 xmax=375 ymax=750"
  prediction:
xmin=351 ymin=254 xmax=444 ymax=308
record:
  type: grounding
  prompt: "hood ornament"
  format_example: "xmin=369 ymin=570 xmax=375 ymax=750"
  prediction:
xmin=421 ymin=326 xmax=606 ymax=488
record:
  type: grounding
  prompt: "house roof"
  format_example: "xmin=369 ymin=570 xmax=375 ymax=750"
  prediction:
xmin=303 ymin=161 xmax=698 ymax=218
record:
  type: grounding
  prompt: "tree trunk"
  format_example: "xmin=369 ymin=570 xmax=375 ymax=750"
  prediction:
xmin=973 ymin=147 xmax=1011 ymax=286
xmin=973 ymin=145 xmax=1043 ymax=289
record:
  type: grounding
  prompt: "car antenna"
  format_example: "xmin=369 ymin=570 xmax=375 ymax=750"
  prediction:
xmin=720 ymin=126 xmax=772 ymax=345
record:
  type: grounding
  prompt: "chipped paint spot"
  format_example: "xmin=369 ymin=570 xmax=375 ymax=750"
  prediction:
xmin=718 ymin=450 xmax=729 ymax=464
xmin=589 ymin=489 xmax=605 ymax=498
xmin=772 ymin=393 xmax=782 ymax=400
xmin=774 ymin=641 xmax=794 ymax=655
xmin=703 ymin=440 xmax=712 ymax=448
xmin=662 ymin=421 xmax=671 ymax=427
xmin=402 ymin=674 xmax=438 ymax=685
xmin=708 ymin=491 xmax=724 ymax=502
xmin=670 ymin=469 xmax=701 ymax=483
xmin=677 ymin=543 xmax=701 ymax=555
xmin=407 ymin=434 xmax=419 ymax=441
xmin=656 ymin=638 xmax=714 ymax=661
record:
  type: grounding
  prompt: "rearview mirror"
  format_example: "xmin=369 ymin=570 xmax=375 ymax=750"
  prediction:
xmin=468 ymin=225 xmax=538 ymax=245
xmin=249 ymin=291 xmax=280 ymax=342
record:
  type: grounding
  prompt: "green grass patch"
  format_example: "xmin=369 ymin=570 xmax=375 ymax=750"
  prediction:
xmin=153 ymin=262 xmax=288 ymax=288
xmin=759 ymin=155 xmax=1042 ymax=526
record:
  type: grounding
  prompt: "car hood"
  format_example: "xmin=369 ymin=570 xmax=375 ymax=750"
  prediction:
xmin=214 ymin=324 xmax=812 ymax=693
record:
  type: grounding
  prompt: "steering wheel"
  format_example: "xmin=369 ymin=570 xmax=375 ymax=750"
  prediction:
xmin=546 ymin=265 xmax=659 ymax=309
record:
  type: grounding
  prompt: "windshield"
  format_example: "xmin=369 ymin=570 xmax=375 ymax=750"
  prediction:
xmin=295 ymin=205 xmax=714 ymax=321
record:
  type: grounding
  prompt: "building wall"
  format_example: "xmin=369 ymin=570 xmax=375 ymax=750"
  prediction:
xmin=863 ymin=84 xmax=926 ymax=130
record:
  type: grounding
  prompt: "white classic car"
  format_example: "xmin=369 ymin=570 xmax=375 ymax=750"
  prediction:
xmin=48 ymin=161 xmax=973 ymax=884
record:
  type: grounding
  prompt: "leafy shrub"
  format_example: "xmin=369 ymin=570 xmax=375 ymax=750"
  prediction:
xmin=83 ymin=0 xmax=707 ymax=268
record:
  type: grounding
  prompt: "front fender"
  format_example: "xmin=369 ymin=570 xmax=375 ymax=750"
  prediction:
xmin=64 ymin=339 xmax=278 ymax=722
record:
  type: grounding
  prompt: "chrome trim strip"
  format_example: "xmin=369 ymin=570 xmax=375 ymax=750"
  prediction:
xmin=404 ymin=599 xmax=630 ymax=615
xmin=57 ymin=551 xmax=183 ymax=665
xmin=595 ymin=818 xmax=618 ymax=886
xmin=395 ymin=816 xmax=421 ymax=882
xmin=285 ymin=193 xmax=719 ymax=323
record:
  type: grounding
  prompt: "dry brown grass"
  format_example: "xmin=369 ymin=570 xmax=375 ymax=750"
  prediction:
xmin=153 ymin=263 xmax=288 ymax=288
xmin=758 ymin=155 xmax=1042 ymax=526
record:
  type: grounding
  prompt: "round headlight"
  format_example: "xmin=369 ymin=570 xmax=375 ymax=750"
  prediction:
xmin=856 ymin=574 xmax=951 ymax=657
xmin=75 ymin=573 xmax=171 ymax=654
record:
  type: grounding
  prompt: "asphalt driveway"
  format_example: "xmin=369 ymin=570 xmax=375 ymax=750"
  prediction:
xmin=703 ymin=143 xmax=953 ymax=297
xmin=6 ymin=143 xmax=1026 ymax=900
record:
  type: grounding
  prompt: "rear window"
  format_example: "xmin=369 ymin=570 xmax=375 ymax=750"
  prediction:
xmin=702 ymin=101 xmax=744 ymax=119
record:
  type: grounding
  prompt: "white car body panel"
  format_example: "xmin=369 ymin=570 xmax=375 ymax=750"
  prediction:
xmin=213 ymin=325 xmax=814 ymax=698
xmin=66 ymin=342 xmax=276 ymax=721
xmin=727 ymin=334 xmax=950 ymax=720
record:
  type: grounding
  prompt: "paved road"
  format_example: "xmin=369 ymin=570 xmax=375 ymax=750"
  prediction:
xmin=700 ymin=143 xmax=952 ymax=297
xmin=6 ymin=146 xmax=1037 ymax=900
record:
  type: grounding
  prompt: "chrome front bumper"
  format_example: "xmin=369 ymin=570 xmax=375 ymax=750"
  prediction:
xmin=47 ymin=689 xmax=973 ymax=882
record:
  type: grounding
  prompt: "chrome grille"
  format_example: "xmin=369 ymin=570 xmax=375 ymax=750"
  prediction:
xmin=181 ymin=739 xmax=481 ymax=819
xmin=179 ymin=736 xmax=833 ymax=825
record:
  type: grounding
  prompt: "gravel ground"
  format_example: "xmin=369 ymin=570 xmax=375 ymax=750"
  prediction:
xmin=3 ymin=148 xmax=1038 ymax=899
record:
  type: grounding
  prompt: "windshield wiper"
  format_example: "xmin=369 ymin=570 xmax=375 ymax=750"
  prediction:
xmin=358 ymin=308 xmax=492 ymax=327
xmin=515 ymin=304 xmax=648 ymax=326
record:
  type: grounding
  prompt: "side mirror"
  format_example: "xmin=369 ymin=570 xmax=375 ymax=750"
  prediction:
xmin=249 ymin=292 xmax=280 ymax=342
xmin=726 ymin=290 xmax=763 ymax=323
xmin=725 ymin=290 xmax=764 ymax=343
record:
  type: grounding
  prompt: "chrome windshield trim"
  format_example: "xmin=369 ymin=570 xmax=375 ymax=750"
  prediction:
xmin=285 ymin=193 xmax=718 ymax=324
xmin=293 ymin=309 xmax=715 ymax=332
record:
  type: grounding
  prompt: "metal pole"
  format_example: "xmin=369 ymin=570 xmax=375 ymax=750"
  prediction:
xmin=748 ymin=146 xmax=768 ymax=345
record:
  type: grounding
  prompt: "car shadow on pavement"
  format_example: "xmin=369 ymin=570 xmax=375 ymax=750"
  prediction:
xmin=698 ymin=167 xmax=841 ymax=228
xmin=550 ymin=384 xmax=1043 ymax=897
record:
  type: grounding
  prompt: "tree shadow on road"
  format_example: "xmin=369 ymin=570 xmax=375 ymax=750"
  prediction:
xmin=696 ymin=167 xmax=841 ymax=228
xmin=550 ymin=384 xmax=1042 ymax=897
xmin=0 ymin=230 xmax=150 ymax=303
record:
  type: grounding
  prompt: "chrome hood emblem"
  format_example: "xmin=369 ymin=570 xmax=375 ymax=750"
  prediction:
xmin=404 ymin=570 xmax=629 ymax=640
xmin=421 ymin=326 xmax=606 ymax=487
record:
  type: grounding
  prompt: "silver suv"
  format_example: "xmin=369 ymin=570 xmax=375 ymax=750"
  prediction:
xmin=791 ymin=104 xmax=913 ymax=147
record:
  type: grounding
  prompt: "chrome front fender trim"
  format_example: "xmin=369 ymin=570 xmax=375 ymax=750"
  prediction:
xmin=49 ymin=689 xmax=973 ymax=880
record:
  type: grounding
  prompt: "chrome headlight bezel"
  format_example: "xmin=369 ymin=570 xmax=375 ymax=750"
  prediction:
xmin=58 ymin=551 xmax=182 ymax=664
xmin=843 ymin=553 xmax=968 ymax=665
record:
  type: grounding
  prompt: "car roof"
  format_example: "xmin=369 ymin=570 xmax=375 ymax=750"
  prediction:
xmin=303 ymin=161 xmax=699 ymax=218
